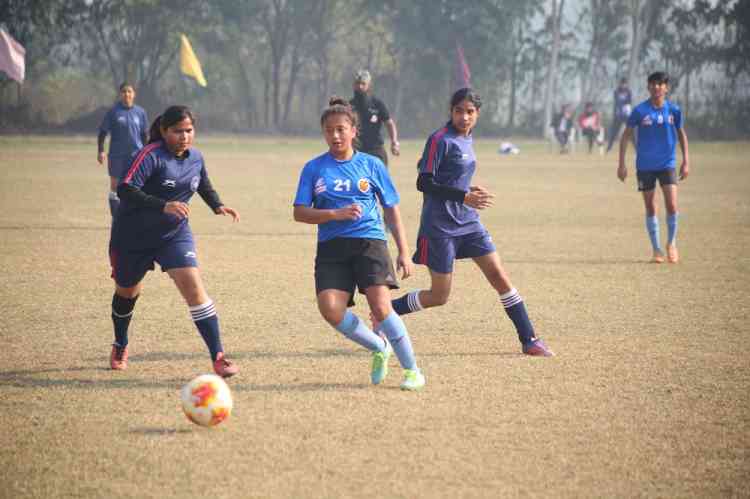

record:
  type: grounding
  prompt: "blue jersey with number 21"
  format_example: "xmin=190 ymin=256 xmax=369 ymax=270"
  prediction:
xmin=293 ymin=151 xmax=399 ymax=242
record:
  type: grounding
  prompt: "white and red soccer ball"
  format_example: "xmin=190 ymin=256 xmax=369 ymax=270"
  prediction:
xmin=180 ymin=374 xmax=233 ymax=427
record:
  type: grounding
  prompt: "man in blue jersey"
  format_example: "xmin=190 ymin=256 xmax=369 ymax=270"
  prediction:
xmin=607 ymin=78 xmax=633 ymax=152
xmin=618 ymin=72 xmax=690 ymax=263
xmin=97 ymin=83 xmax=149 ymax=217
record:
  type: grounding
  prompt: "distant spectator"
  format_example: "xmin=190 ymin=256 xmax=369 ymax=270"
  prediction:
xmin=607 ymin=77 xmax=632 ymax=152
xmin=349 ymin=70 xmax=400 ymax=167
xmin=551 ymin=104 xmax=574 ymax=153
xmin=578 ymin=102 xmax=604 ymax=154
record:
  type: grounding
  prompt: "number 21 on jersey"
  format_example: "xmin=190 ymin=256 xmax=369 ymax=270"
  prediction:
xmin=333 ymin=179 xmax=351 ymax=191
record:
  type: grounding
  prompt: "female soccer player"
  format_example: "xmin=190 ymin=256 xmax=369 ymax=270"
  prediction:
xmin=293 ymin=97 xmax=425 ymax=390
xmin=390 ymin=88 xmax=554 ymax=357
xmin=617 ymin=71 xmax=689 ymax=264
xmin=108 ymin=105 xmax=240 ymax=377
xmin=97 ymin=83 xmax=149 ymax=217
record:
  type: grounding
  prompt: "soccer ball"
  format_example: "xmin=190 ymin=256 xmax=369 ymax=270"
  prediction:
xmin=180 ymin=374 xmax=233 ymax=427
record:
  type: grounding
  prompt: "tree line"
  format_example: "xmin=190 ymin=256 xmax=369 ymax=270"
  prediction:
xmin=1 ymin=0 xmax=748 ymax=139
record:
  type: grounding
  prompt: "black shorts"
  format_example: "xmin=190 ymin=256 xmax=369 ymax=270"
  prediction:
xmin=637 ymin=169 xmax=677 ymax=191
xmin=315 ymin=238 xmax=398 ymax=306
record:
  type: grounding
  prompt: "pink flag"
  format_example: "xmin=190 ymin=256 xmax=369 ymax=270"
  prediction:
xmin=0 ymin=29 xmax=26 ymax=83
xmin=455 ymin=42 xmax=471 ymax=89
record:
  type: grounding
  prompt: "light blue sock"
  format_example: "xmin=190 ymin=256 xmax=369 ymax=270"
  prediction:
xmin=646 ymin=215 xmax=661 ymax=252
xmin=667 ymin=213 xmax=679 ymax=245
xmin=334 ymin=311 xmax=385 ymax=353
xmin=379 ymin=311 xmax=417 ymax=370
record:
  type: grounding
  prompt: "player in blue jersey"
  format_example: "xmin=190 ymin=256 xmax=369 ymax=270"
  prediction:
xmin=293 ymin=97 xmax=425 ymax=390
xmin=97 ymin=83 xmax=149 ymax=217
xmin=108 ymin=105 xmax=241 ymax=377
xmin=618 ymin=72 xmax=690 ymax=264
xmin=390 ymin=88 xmax=554 ymax=357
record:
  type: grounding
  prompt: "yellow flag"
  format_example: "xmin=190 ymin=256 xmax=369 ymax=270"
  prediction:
xmin=180 ymin=34 xmax=207 ymax=87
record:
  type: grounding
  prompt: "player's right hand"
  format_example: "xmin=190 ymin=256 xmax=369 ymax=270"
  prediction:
xmin=97 ymin=152 xmax=106 ymax=165
xmin=335 ymin=203 xmax=362 ymax=221
xmin=164 ymin=201 xmax=190 ymax=219
xmin=617 ymin=164 xmax=627 ymax=182
xmin=464 ymin=189 xmax=494 ymax=210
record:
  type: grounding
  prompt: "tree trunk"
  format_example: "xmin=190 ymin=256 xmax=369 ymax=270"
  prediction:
xmin=542 ymin=0 xmax=565 ymax=138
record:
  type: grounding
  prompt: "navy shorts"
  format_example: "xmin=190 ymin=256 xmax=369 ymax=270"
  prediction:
xmin=413 ymin=231 xmax=496 ymax=274
xmin=315 ymin=237 xmax=398 ymax=306
xmin=108 ymin=155 xmax=132 ymax=179
xmin=109 ymin=227 xmax=198 ymax=287
xmin=637 ymin=168 xmax=677 ymax=191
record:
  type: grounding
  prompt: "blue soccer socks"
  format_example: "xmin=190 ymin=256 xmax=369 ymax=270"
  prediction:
xmin=190 ymin=300 xmax=223 ymax=361
xmin=108 ymin=191 xmax=120 ymax=218
xmin=334 ymin=310 xmax=386 ymax=353
xmin=392 ymin=290 xmax=424 ymax=316
xmin=500 ymin=288 xmax=536 ymax=346
xmin=379 ymin=311 xmax=417 ymax=370
xmin=111 ymin=293 xmax=138 ymax=347
xmin=667 ymin=212 xmax=679 ymax=245
xmin=646 ymin=215 xmax=662 ymax=252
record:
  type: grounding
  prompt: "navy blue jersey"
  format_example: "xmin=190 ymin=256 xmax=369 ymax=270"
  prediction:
xmin=99 ymin=103 xmax=148 ymax=158
xmin=613 ymin=87 xmax=632 ymax=118
xmin=294 ymin=151 xmax=399 ymax=242
xmin=627 ymin=99 xmax=682 ymax=171
xmin=417 ymin=122 xmax=483 ymax=238
xmin=112 ymin=141 xmax=210 ymax=248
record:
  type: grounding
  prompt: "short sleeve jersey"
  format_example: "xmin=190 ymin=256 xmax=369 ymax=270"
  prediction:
xmin=350 ymin=95 xmax=390 ymax=151
xmin=293 ymin=151 xmax=399 ymax=242
xmin=417 ymin=123 xmax=483 ymax=238
xmin=614 ymin=87 xmax=632 ymax=118
xmin=112 ymin=142 xmax=209 ymax=247
xmin=627 ymin=99 xmax=682 ymax=171
xmin=99 ymin=103 xmax=148 ymax=158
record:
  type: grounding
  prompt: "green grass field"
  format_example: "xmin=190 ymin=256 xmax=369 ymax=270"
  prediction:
xmin=0 ymin=135 xmax=748 ymax=498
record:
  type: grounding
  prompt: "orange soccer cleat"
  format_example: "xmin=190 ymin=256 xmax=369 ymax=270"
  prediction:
xmin=651 ymin=250 xmax=665 ymax=264
xmin=213 ymin=352 xmax=239 ymax=378
xmin=667 ymin=244 xmax=679 ymax=263
xmin=110 ymin=343 xmax=129 ymax=370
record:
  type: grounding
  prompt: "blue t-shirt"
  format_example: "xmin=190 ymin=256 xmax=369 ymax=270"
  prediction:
xmin=293 ymin=151 xmax=399 ymax=242
xmin=417 ymin=122 xmax=483 ymax=238
xmin=112 ymin=141 xmax=209 ymax=247
xmin=627 ymin=99 xmax=682 ymax=171
xmin=99 ymin=103 xmax=148 ymax=158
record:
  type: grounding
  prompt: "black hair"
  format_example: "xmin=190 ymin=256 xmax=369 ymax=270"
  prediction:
xmin=119 ymin=82 xmax=134 ymax=92
xmin=320 ymin=96 xmax=358 ymax=128
xmin=148 ymin=105 xmax=195 ymax=144
xmin=450 ymin=88 xmax=482 ymax=110
xmin=647 ymin=72 xmax=669 ymax=85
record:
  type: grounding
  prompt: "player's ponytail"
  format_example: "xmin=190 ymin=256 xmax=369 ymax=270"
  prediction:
xmin=148 ymin=105 xmax=196 ymax=144
xmin=320 ymin=96 xmax=358 ymax=128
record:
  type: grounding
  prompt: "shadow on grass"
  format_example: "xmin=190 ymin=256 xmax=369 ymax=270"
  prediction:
xmin=130 ymin=427 xmax=194 ymax=436
xmin=230 ymin=382 xmax=369 ymax=392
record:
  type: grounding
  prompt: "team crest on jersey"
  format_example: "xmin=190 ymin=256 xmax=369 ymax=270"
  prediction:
xmin=370 ymin=114 xmax=378 ymax=123
xmin=642 ymin=115 xmax=653 ymax=126
xmin=162 ymin=179 xmax=176 ymax=188
xmin=358 ymin=178 xmax=370 ymax=193
xmin=314 ymin=178 xmax=326 ymax=195
xmin=190 ymin=175 xmax=200 ymax=192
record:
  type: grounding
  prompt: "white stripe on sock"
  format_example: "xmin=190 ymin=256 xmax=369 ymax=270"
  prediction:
xmin=500 ymin=288 xmax=522 ymax=308
xmin=407 ymin=290 xmax=424 ymax=312
xmin=189 ymin=300 xmax=216 ymax=322
xmin=112 ymin=309 xmax=133 ymax=319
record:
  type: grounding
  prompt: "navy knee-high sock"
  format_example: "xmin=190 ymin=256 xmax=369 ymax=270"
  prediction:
xmin=391 ymin=290 xmax=424 ymax=316
xmin=190 ymin=300 xmax=223 ymax=361
xmin=112 ymin=293 xmax=138 ymax=347
xmin=500 ymin=288 xmax=536 ymax=345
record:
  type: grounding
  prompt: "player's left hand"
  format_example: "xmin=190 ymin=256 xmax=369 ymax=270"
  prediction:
xmin=216 ymin=205 xmax=240 ymax=222
xmin=396 ymin=253 xmax=413 ymax=279
xmin=391 ymin=142 xmax=400 ymax=156
xmin=679 ymin=161 xmax=689 ymax=181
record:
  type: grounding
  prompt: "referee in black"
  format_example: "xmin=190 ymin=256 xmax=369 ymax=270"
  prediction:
xmin=350 ymin=69 xmax=400 ymax=166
